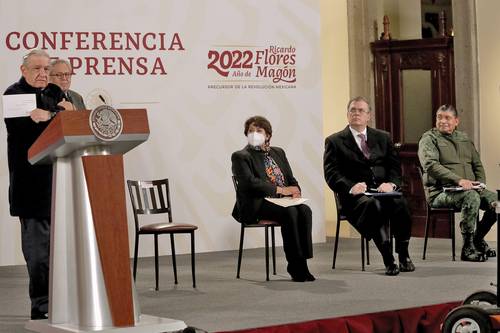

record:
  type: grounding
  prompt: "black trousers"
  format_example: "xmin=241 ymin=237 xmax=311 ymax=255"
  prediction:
xmin=257 ymin=200 xmax=313 ymax=262
xmin=345 ymin=195 xmax=412 ymax=246
xmin=20 ymin=217 xmax=50 ymax=316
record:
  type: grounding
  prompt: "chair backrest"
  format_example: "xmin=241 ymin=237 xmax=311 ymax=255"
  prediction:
xmin=333 ymin=191 xmax=347 ymax=221
xmin=416 ymin=165 xmax=431 ymax=205
xmin=127 ymin=179 xmax=173 ymax=229
xmin=231 ymin=176 xmax=238 ymax=192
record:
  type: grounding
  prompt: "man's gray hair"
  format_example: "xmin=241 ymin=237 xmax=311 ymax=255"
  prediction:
xmin=22 ymin=49 xmax=50 ymax=66
xmin=436 ymin=104 xmax=458 ymax=117
xmin=347 ymin=96 xmax=372 ymax=113
xmin=49 ymin=58 xmax=72 ymax=72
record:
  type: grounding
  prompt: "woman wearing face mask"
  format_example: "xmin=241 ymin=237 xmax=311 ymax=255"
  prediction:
xmin=231 ymin=116 xmax=314 ymax=282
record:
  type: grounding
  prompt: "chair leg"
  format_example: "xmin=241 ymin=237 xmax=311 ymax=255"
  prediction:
xmin=170 ymin=234 xmax=178 ymax=285
xmin=332 ymin=218 xmax=341 ymax=269
xmin=422 ymin=210 xmax=431 ymax=260
xmin=271 ymin=226 xmax=276 ymax=275
xmin=365 ymin=238 xmax=370 ymax=265
xmin=236 ymin=225 xmax=245 ymax=278
xmin=191 ymin=231 xmax=196 ymax=288
xmin=451 ymin=211 xmax=456 ymax=261
xmin=265 ymin=226 xmax=270 ymax=281
xmin=154 ymin=234 xmax=159 ymax=291
xmin=361 ymin=237 xmax=365 ymax=271
xmin=133 ymin=234 xmax=139 ymax=281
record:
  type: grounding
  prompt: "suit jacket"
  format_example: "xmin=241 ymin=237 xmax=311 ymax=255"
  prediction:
xmin=65 ymin=89 xmax=86 ymax=110
xmin=4 ymin=78 xmax=65 ymax=217
xmin=231 ymin=145 xmax=299 ymax=224
xmin=323 ymin=126 xmax=402 ymax=207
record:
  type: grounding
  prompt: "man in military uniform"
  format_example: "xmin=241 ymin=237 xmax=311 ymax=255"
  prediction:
xmin=418 ymin=104 xmax=497 ymax=262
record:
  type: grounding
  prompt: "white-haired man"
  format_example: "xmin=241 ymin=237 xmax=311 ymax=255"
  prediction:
xmin=49 ymin=58 xmax=86 ymax=110
xmin=3 ymin=49 xmax=73 ymax=319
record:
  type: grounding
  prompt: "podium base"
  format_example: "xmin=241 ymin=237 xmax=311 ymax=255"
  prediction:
xmin=26 ymin=314 xmax=186 ymax=333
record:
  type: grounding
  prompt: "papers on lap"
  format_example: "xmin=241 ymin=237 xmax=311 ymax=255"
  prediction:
xmin=265 ymin=197 xmax=309 ymax=207
xmin=364 ymin=191 xmax=402 ymax=197
xmin=2 ymin=94 xmax=36 ymax=118
xmin=443 ymin=183 xmax=486 ymax=192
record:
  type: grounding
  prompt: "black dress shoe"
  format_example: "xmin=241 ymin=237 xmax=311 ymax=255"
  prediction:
xmin=399 ymin=257 xmax=415 ymax=272
xmin=305 ymin=272 xmax=316 ymax=281
xmin=31 ymin=311 xmax=48 ymax=320
xmin=385 ymin=262 xmax=399 ymax=276
xmin=287 ymin=263 xmax=306 ymax=282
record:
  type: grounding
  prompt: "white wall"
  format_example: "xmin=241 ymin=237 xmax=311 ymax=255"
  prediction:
xmin=320 ymin=0 xmax=350 ymax=236
xmin=476 ymin=0 xmax=500 ymax=209
xmin=0 ymin=0 xmax=325 ymax=266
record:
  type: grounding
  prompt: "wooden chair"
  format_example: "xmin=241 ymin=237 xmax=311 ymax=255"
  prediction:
xmin=332 ymin=191 xmax=370 ymax=271
xmin=127 ymin=179 xmax=197 ymax=290
xmin=417 ymin=166 xmax=456 ymax=261
xmin=232 ymin=177 xmax=280 ymax=281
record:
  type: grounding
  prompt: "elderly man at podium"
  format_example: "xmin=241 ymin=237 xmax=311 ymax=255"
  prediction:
xmin=3 ymin=49 xmax=74 ymax=320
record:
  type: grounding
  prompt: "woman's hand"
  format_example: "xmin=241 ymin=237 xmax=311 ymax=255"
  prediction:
xmin=279 ymin=186 xmax=301 ymax=197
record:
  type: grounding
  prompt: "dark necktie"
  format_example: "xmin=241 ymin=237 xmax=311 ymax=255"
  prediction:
xmin=357 ymin=133 xmax=370 ymax=159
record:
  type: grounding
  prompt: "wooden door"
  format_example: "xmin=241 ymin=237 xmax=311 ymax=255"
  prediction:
xmin=371 ymin=37 xmax=455 ymax=237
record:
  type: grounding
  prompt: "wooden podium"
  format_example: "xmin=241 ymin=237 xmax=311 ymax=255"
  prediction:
xmin=26 ymin=109 xmax=186 ymax=333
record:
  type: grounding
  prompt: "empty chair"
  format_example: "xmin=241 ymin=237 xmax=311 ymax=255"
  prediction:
xmin=332 ymin=191 xmax=370 ymax=271
xmin=127 ymin=178 xmax=197 ymax=289
xmin=417 ymin=166 xmax=456 ymax=261
xmin=232 ymin=177 xmax=279 ymax=281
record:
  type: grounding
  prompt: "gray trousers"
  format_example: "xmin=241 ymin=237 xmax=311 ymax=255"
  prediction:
xmin=431 ymin=189 xmax=497 ymax=234
xmin=20 ymin=217 xmax=50 ymax=317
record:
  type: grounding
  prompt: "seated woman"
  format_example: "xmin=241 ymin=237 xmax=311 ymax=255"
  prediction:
xmin=231 ymin=116 xmax=314 ymax=282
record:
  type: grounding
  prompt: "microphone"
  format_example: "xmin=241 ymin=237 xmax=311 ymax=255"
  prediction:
xmin=98 ymin=94 xmax=107 ymax=105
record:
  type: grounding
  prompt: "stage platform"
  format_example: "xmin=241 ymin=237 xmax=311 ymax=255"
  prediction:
xmin=0 ymin=238 xmax=496 ymax=332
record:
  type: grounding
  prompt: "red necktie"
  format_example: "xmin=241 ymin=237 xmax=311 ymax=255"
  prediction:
xmin=358 ymin=133 xmax=370 ymax=159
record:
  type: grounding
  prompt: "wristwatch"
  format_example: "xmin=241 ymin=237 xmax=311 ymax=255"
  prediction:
xmin=50 ymin=111 xmax=57 ymax=119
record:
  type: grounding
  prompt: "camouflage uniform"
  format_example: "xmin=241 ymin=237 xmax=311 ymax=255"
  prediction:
xmin=418 ymin=128 xmax=496 ymax=251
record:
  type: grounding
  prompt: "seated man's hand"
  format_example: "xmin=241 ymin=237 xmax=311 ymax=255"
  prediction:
xmin=58 ymin=99 xmax=75 ymax=110
xmin=30 ymin=108 xmax=51 ymax=123
xmin=350 ymin=182 xmax=367 ymax=195
xmin=458 ymin=179 xmax=475 ymax=190
xmin=377 ymin=182 xmax=394 ymax=193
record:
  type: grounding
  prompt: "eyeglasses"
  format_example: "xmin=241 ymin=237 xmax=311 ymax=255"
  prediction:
xmin=50 ymin=73 xmax=72 ymax=79
xmin=348 ymin=108 xmax=369 ymax=114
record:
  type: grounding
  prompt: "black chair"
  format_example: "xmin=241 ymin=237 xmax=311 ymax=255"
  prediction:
xmin=127 ymin=179 xmax=197 ymax=290
xmin=332 ymin=191 xmax=370 ymax=271
xmin=417 ymin=166 xmax=456 ymax=261
xmin=232 ymin=177 xmax=280 ymax=281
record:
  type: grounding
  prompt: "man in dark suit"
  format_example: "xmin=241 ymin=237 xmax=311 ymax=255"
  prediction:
xmin=49 ymin=59 xmax=86 ymax=110
xmin=3 ymin=49 xmax=70 ymax=319
xmin=323 ymin=96 xmax=415 ymax=275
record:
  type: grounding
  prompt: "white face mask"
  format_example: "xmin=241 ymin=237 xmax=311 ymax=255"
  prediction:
xmin=247 ymin=132 xmax=266 ymax=147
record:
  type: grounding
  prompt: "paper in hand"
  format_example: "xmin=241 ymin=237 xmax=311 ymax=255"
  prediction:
xmin=265 ymin=197 xmax=309 ymax=208
xmin=2 ymin=94 xmax=36 ymax=118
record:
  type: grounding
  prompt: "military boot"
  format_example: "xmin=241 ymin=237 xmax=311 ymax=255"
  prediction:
xmin=461 ymin=232 xmax=486 ymax=262
xmin=474 ymin=210 xmax=497 ymax=258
